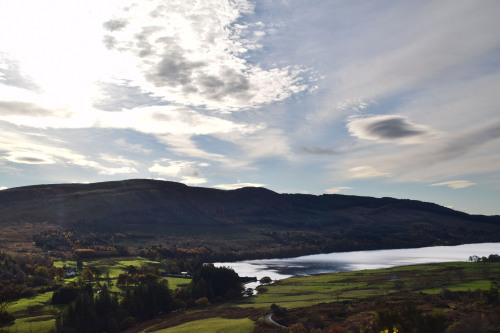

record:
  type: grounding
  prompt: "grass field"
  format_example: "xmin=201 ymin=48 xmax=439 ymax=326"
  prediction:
xmin=3 ymin=257 xmax=192 ymax=333
xmin=152 ymin=317 xmax=255 ymax=333
xmin=238 ymin=261 xmax=500 ymax=309
xmin=2 ymin=316 xmax=55 ymax=333
xmin=4 ymin=259 xmax=500 ymax=332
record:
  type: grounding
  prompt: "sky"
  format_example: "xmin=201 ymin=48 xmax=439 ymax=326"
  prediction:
xmin=1 ymin=0 xmax=499 ymax=215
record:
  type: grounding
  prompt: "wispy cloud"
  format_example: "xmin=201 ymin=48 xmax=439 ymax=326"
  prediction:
xmin=214 ymin=182 xmax=265 ymax=190
xmin=114 ymin=138 xmax=152 ymax=154
xmin=325 ymin=187 xmax=352 ymax=194
xmin=98 ymin=166 xmax=138 ymax=176
xmin=148 ymin=159 xmax=207 ymax=185
xmin=297 ymin=146 xmax=339 ymax=155
xmin=430 ymin=180 xmax=476 ymax=189
xmin=348 ymin=166 xmax=391 ymax=179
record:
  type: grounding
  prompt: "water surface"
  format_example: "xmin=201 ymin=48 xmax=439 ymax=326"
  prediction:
xmin=215 ymin=243 xmax=500 ymax=287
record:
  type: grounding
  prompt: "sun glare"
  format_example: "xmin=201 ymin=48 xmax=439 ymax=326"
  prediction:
xmin=0 ymin=1 xmax=134 ymax=110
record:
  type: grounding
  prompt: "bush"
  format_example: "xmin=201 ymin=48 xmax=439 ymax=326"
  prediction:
xmin=195 ymin=297 xmax=211 ymax=307
xmin=256 ymin=286 xmax=268 ymax=294
xmin=51 ymin=285 xmax=80 ymax=304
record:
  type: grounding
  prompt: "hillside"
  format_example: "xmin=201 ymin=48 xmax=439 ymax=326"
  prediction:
xmin=1 ymin=179 xmax=499 ymax=257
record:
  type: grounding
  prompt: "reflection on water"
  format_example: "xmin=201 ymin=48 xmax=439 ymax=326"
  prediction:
xmin=215 ymin=242 xmax=500 ymax=287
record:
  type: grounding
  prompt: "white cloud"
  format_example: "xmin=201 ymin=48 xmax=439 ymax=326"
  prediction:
xmin=236 ymin=128 xmax=292 ymax=160
xmin=0 ymin=186 xmax=8 ymax=190
xmin=348 ymin=166 xmax=391 ymax=179
xmin=148 ymin=159 xmax=207 ymax=185
xmin=324 ymin=187 xmax=352 ymax=194
xmin=98 ymin=105 xmax=259 ymax=136
xmin=430 ymin=180 xmax=476 ymax=189
xmin=214 ymin=182 xmax=265 ymax=190
xmin=99 ymin=154 xmax=139 ymax=167
xmin=103 ymin=0 xmax=309 ymax=111
xmin=114 ymin=138 xmax=152 ymax=154
xmin=98 ymin=166 xmax=138 ymax=175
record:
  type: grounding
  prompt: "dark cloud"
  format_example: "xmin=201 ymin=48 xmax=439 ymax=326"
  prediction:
xmin=0 ymin=55 xmax=40 ymax=91
xmin=147 ymin=50 xmax=205 ymax=87
xmin=93 ymin=81 xmax=162 ymax=111
xmin=347 ymin=115 xmax=431 ymax=142
xmin=365 ymin=117 xmax=425 ymax=139
xmin=102 ymin=35 xmax=117 ymax=50
xmin=199 ymin=68 xmax=251 ymax=101
xmin=134 ymin=26 xmax=163 ymax=57
xmin=103 ymin=19 xmax=128 ymax=31
xmin=297 ymin=146 xmax=339 ymax=155
xmin=0 ymin=101 xmax=51 ymax=116
xmin=6 ymin=152 xmax=53 ymax=164
xmin=16 ymin=156 xmax=47 ymax=163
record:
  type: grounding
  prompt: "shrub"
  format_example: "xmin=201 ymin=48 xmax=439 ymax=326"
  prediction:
xmin=195 ymin=297 xmax=211 ymax=307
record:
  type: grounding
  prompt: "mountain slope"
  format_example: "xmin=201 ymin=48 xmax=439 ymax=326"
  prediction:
xmin=1 ymin=179 xmax=499 ymax=256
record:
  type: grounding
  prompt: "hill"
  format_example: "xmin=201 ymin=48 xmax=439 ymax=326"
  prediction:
xmin=0 ymin=179 xmax=499 ymax=258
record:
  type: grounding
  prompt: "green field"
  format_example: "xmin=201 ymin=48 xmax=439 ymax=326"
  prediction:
xmin=4 ymin=259 xmax=500 ymax=332
xmin=153 ymin=317 xmax=255 ymax=333
xmin=3 ymin=257 xmax=191 ymax=332
xmin=238 ymin=261 xmax=500 ymax=309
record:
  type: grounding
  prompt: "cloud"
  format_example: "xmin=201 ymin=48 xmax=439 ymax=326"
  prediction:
xmin=307 ymin=1 xmax=500 ymax=125
xmin=0 ymin=186 xmax=7 ymax=191
xmin=98 ymin=166 xmax=138 ymax=175
xmin=99 ymin=154 xmax=139 ymax=167
xmin=430 ymin=180 xmax=476 ymax=189
xmin=347 ymin=115 xmax=434 ymax=143
xmin=0 ymin=53 xmax=40 ymax=91
xmin=105 ymin=0 xmax=310 ymax=111
xmin=0 ymin=130 xmax=130 ymax=174
xmin=92 ymin=80 xmax=161 ymax=112
xmin=297 ymin=146 xmax=339 ymax=155
xmin=214 ymin=182 xmax=265 ymax=190
xmin=148 ymin=159 xmax=207 ymax=184
xmin=236 ymin=128 xmax=292 ymax=159
xmin=114 ymin=138 xmax=152 ymax=154
xmin=5 ymin=152 xmax=55 ymax=164
xmin=348 ymin=166 xmax=391 ymax=179
xmin=98 ymin=105 xmax=258 ymax=136
xmin=97 ymin=154 xmax=139 ymax=175
xmin=0 ymin=101 xmax=53 ymax=116
xmin=324 ymin=187 xmax=352 ymax=194
xmin=102 ymin=19 xmax=128 ymax=32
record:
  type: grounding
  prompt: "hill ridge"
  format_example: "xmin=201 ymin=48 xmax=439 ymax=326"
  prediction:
xmin=1 ymin=179 xmax=499 ymax=256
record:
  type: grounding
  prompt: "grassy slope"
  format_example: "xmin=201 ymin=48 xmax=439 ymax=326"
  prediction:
xmin=153 ymin=317 xmax=255 ymax=333
xmin=239 ymin=261 xmax=500 ymax=309
xmin=138 ymin=261 xmax=500 ymax=332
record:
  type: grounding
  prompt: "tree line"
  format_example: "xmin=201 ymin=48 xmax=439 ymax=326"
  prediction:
xmin=55 ymin=264 xmax=243 ymax=333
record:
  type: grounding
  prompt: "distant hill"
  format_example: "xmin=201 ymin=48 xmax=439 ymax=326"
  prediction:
xmin=1 ymin=179 xmax=499 ymax=258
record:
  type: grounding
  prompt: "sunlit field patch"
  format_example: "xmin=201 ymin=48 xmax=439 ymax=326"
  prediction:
xmin=152 ymin=317 xmax=255 ymax=333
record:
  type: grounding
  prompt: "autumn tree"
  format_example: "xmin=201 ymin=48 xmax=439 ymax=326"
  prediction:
xmin=81 ymin=269 xmax=94 ymax=283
